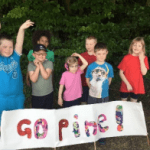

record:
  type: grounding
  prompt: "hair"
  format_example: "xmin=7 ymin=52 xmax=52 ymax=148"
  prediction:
xmin=32 ymin=30 xmax=51 ymax=46
xmin=65 ymin=56 xmax=78 ymax=67
xmin=0 ymin=34 xmax=13 ymax=45
xmin=128 ymin=37 xmax=145 ymax=54
xmin=94 ymin=42 xmax=108 ymax=53
xmin=85 ymin=36 xmax=97 ymax=43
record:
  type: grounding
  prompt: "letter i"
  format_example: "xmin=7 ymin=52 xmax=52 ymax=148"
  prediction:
xmin=116 ymin=105 xmax=123 ymax=131
xmin=73 ymin=114 xmax=80 ymax=138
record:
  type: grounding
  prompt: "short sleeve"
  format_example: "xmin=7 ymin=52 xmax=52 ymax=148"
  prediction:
xmin=28 ymin=63 xmax=34 ymax=72
xmin=107 ymin=64 xmax=114 ymax=78
xmin=85 ymin=66 xmax=90 ymax=78
xmin=45 ymin=61 xmax=53 ymax=70
xmin=144 ymin=56 xmax=149 ymax=70
xmin=27 ymin=50 xmax=35 ymax=62
xmin=46 ymin=50 xmax=54 ymax=62
xmin=118 ymin=56 xmax=127 ymax=71
xmin=59 ymin=73 xmax=65 ymax=85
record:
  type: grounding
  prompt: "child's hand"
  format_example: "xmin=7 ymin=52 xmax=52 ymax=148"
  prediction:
xmin=71 ymin=53 xmax=80 ymax=57
xmin=34 ymin=60 xmax=40 ymax=67
xmin=139 ymin=51 xmax=145 ymax=61
xmin=20 ymin=20 xmax=34 ymax=30
xmin=127 ymin=83 xmax=133 ymax=91
xmin=58 ymin=97 xmax=63 ymax=106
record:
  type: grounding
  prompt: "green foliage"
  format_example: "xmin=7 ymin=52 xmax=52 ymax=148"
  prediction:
xmin=0 ymin=0 xmax=150 ymax=100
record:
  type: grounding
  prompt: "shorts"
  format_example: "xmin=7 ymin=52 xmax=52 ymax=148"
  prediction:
xmin=32 ymin=92 xmax=53 ymax=109
xmin=120 ymin=92 xmax=139 ymax=99
xmin=87 ymin=95 xmax=109 ymax=104
xmin=0 ymin=94 xmax=25 ymax=125
xmin=63 ymin=98 xmax=80 ymax=108
xmin=80 ymin=86 xmax=89 ymax=102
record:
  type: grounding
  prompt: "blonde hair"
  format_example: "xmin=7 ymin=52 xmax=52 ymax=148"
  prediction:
xmin=65 ymin=56 xmax=78 ymax=67
xmin=85 ymin=36 xmax=97 ymax=43
xmin=128 ymin=37 xmax=146 ymax=54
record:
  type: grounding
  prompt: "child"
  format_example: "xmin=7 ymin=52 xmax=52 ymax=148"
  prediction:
xmin=118 ymin=37 xmax=149 ymax=102
xmin=58 ymin=53 xmax=88 ymax=108
xmin=78 ymin=36 xmax=97 ymax=104
xmin=26 ymin=30 xmax=54 ymax=86
xmin=85 ymin=42 xmax=114 ymax=145
xmin=0 ymin=20 xmax=34 ymax=133
xmin=28 ymin=44 xmax=53 ymax=109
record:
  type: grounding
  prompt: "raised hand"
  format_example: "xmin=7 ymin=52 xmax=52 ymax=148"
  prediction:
xmin=71 ymin=53 xmax=80 ymax=57
xmin=20 ymin=20 xmax=34 ymax=30
xmin=139 ymin=51 xmax=145 ymax=61
xmin=34 ymin=60 xmax=40 ymax=68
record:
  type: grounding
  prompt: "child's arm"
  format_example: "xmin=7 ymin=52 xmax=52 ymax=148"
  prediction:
xmin=39 ymin=62 xmax=52 ymax=80
xmin=139 ymin=52 xmax=147 ymax=75
xmin=119 ymin=70 xmax=132 ymax=91
xmin=15 ymin=20 xmax=34 ymax=55
xmin=58 ymin=84 xmax=64 ymax=106
xmin=71 ymin=53 xmax=88 ymax=71
xmin=108 ymin=78 xmax=112 ymax=85
xmin=86 ymin=78 xmax=91 ymax=88
xmin=28 ymin=60 xmax=40 ymax=83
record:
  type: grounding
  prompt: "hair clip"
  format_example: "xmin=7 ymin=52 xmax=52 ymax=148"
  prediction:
xmin=64 ymin=63 xmax=69 ymax=70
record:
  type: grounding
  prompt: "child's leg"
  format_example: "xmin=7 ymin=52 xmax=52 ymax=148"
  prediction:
xmin=44 ymin=92 xmax=54 ymax=109
xmin=130 ymin=98 xmax=137 ymax=102
xmin=80 ymin=86 xmax=89 ymax=105
xmin=87 ymin=95 xmax=97 ymax=104
xmin=130 ymin=93 xmax=139 ymax=102
xmin=120 ymin=92 xmax=129 ymax=101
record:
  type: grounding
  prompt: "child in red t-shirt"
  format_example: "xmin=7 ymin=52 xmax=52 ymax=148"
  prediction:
xmin=118 ymin=37 xmax=149 ymax=102
xmin=78 ymin=36 xmax=97 ymax=104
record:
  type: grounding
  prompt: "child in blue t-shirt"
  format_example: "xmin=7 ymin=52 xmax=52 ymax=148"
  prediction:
xmin=85 ymin=42 xmax=114 ymax=145
xmin=0 ymin=20 xmax=34 ymax=134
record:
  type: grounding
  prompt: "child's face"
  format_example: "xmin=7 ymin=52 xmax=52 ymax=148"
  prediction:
xmin=132 ymin=42 xmax=143 ymax=55
xmin=85 ymin=39 xmax=96 ymax=52
xmin=95 ymin=49 xmax=108 ymax=63
xmin=33 ymin=50 xmax=47 ymax=62
xmin=69 ymin=62 xmax=78 ymax=73
xmin=37 ymin=36 xmax=49 ymax=48
xmin=0 ymin=39 xmax=13 ymax=57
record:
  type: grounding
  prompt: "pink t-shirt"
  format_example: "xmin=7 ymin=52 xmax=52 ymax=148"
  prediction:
xmin=59 ymin=68 xmax=83 ymax=101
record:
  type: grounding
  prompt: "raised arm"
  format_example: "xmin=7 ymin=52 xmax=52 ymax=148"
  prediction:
xmin=139 ymin=52 xmax=147 ymax=75
xmin=71 ymin=53 xmax=88 ymax=71
xmin=39 ymin=62 xmax=52 ymax=80
xmin=15 ymin=20 xmax=34 ymax=55
xmin=28 ymin=60 xmax=41 ymax=83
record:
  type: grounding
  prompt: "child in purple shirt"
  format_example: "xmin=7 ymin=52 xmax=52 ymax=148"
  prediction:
xmin=58 ymin=53 xmax=88 ymax=108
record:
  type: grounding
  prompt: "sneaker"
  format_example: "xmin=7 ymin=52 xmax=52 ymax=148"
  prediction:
xmin=98 ymin=138 xmax=106 ymax=145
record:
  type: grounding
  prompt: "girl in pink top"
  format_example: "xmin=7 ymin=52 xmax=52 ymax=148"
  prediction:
xmin=58 ymin=53 xmax=88 ymax=108
xmin=118 ymin=37 xmax=149 ymax=102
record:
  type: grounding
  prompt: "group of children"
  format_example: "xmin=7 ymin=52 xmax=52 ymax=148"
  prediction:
xmin=0 ymin=20 xmax=149 ymax=145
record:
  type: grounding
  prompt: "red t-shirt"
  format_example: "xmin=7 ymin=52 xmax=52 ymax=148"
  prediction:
xmin=78 ymin=52 xmax=96 ymax=86
xmin=118 ymin=54 xmax=149 ymax=94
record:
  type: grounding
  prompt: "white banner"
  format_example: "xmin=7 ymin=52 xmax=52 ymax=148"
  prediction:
xmin=0 ymin=101 xmax=147 ymax=149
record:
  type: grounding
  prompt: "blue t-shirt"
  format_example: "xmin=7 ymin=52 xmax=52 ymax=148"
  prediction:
xmin=85 ymin=62 xmax=114 ymax=98
xmin=0 ymin=51 xmax=24 ymax=96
